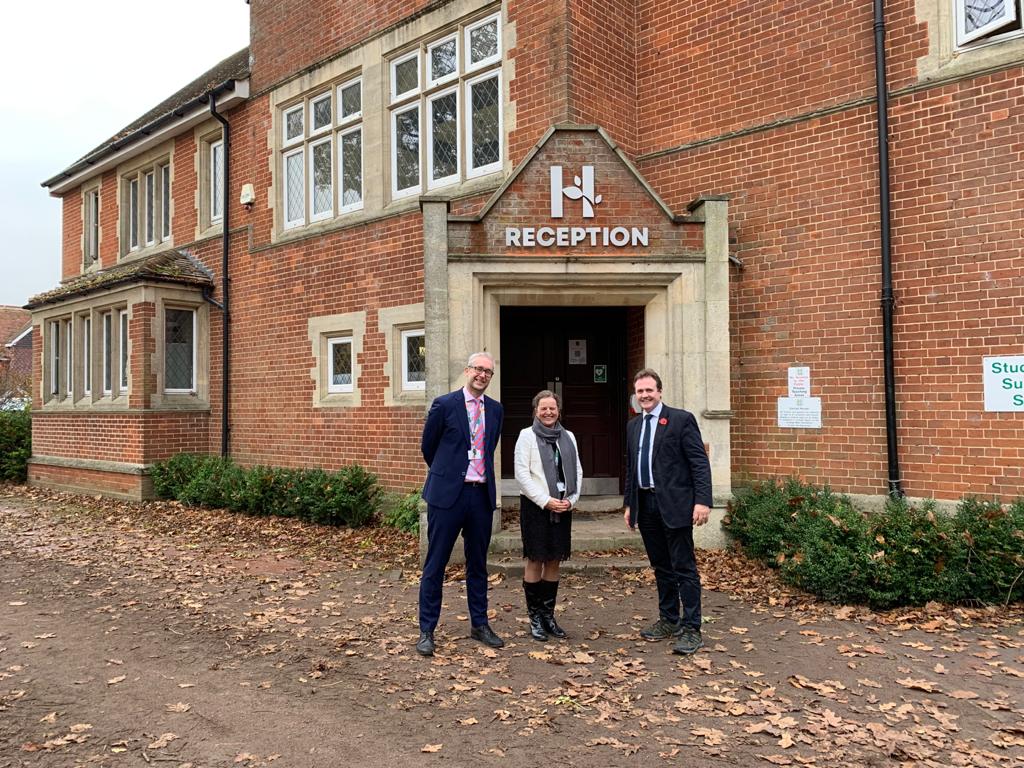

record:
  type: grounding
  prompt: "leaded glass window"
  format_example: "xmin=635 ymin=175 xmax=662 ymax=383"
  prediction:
xmin=102 ymin=312 xmax=113 ymax=394
xmin=328 ymin=337 xmax=353 ymax=393
xmin=340 ymin=128 xmax=363 ymax=210
xmin=165 ymin=308 xmax=195 ymax=392
xmin=430 ymin=90 xmax=459 ymax=185
xmin=312 ymin=93 xmax=332 ymax=133
xmin=429 ymin=37 xmax=458 ymax=86
xmin=120 ymin=310 xmax=129 ymax=391
xmin=284 ymin=148 xmax=305 ymax=227
xmin=402 ymin=329 xmax=426 ymax=391
xmin=469 ymin=74 xmax=501 ymax=173
xmin=392 ymin=54 xmax=419 ymax=100
xmin=311 ymin=138 xmax=333 ymax=220
xmin=161 ymin=164 xmax=171 ymax=240
xmin=211 ymin=140 xmax=224 ymax=221
xmin=284 ymin=105 xmax=304 ymax=145
xmin=466 ymin=16 xmax=500 ymax=69
xmin=340 ymin=80 xmax=361 ymax=122
xmin=956 ymin=0 xmax=1021 ymax=45
xmin=394 ymin=106 xmax=421 ymax=194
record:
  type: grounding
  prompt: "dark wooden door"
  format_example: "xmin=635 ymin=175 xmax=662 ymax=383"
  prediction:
xmin=500 ymin=307 xmax=627 ymax=489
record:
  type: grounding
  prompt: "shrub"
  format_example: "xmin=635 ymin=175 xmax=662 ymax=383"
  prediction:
xmin=0 ymin=406 xmax=31 ymax=483
xmin=383 ymin=489 xmax=422 ymax=534
xmin=726 ymin=477 xmax=1024 ymax=608
xmin=149 ymin=454 xmax=383 ymax=528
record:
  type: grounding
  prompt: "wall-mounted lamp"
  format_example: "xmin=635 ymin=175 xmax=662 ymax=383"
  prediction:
xmin=239 ymin=183 xmax=255 ymax=212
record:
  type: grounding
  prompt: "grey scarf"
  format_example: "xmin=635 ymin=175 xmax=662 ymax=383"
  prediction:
xmin=531 ymin=418 xmax=579 ymax=500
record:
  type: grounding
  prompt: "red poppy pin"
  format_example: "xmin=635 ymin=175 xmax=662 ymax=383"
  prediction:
xmin=659 ymin=417 xmax=668 ymax=425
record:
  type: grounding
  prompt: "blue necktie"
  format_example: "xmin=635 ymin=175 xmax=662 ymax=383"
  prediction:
xmin=640 ymin=414 xmax=653 ymax=489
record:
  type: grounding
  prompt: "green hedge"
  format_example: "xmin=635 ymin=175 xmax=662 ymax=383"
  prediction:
xmin=151 ymin=453 xmax=382 ymax=527
xmin=0 ymin=407 xmax=31 ymax=483
xmin=382 ymin=488 xmax=422 ymax=535
xmin=725 ymin=478 xmax=1024 ymax=608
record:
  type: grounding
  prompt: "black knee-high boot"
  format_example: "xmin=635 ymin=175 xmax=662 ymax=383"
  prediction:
xmin=523 ymin=580 xmax=547 ymax=641
xmin=540 ymin=580 xmax=566 ymax=638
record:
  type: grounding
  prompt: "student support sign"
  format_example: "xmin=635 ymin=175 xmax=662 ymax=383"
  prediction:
xmin=983 ymin=355 xmax=1024 ymax=411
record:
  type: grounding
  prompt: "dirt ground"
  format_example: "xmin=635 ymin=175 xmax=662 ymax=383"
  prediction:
xmin=1 ymin=486 xmax=1022 ymax=768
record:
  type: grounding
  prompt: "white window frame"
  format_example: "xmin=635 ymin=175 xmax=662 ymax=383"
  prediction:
xmin=283 ymin=103 xmax=305 ymax=147
xmin=144 ymin=171 xmax=156 ymax=246
xmin=338 ymin=124 xmax=364 ymax=213
xmin=129 ymin=178 xmax=139 ymax=250
xmin=426 ymin=87 xmax=461 ymax=189
xmin=49 ymin=320 xmax=60 ymax=396
xmin=102 ymin=311 xmax=113 ymax=395
xmin=427 ymin=34 xmax=460 ymax=88
xmin=465 ymin=70 xmax=503 ymax=179
xmin=283 ymin=146 xmax=306 ymax=229
xmin=210 ymin=140 xmax=224 ymax=223
xmin=160 ymin=163 xmax=171 ymax=241
xmin=310 ymin=91 xmax=333 ymax=135
xmin=82 ymin=316 xmax=92 ymax=396
xmin=391 ymin=103 xmax=422 ymax=200
xmin=401 ymin=329 xmax=426 ymax=391
xmin=338 ymin=78 xmax=362 ymax=124
xmin=309 ymin=135 xmax=334 ymax=222
xmin=164 ymin=307 xmax=197 ymax=394
xmin=390 ymin=50 xmax=421 ymax=102
xmin=327 ymin=336 xmax=354 ymax=393
xmin=84 ymin=187 xmax=100 ymax=264
xmin=955 ymin=0 xmax=1020 ymax=46
xmin=65 ymin=320 xmax=72 ymax=397
xmin=464 ymin=13 xmax=501 ymax=73
xmin=119 ymin=309 xmax=129 ymax=392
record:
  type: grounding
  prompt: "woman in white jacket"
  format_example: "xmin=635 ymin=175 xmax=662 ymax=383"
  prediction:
xmin=514 ymin=389 xmax=584 ymax=641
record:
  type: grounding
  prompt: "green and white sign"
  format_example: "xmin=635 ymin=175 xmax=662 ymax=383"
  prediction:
xmin=983 ymin=355 xmax=1024 ymax=411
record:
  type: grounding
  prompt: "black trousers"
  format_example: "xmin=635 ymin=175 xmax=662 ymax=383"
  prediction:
xmin=637 ymin=489 xmax=702 ymax=629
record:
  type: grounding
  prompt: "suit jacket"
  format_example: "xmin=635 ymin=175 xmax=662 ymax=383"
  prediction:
xmin=623 ymin=405 xmax=712 ymax=528
xmin=421 ymin=389 xmax=504 ymax=510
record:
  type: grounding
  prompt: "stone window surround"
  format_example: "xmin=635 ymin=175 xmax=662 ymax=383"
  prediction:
xmin=265 ymin=0 xmax=513 ymax=245
xmin=194 ymin=121 xmax=224 ymax=239
xmin=117 ymin=143 xmax=175 ymax=260
xmin=151 ymin=287 xmax=210 ymax=410
xmin=308 ymin=311 xmax=366 ymax=408
xmin=916 ymin=0 xmax=1024 ymax=81
xmin=37 ymin=292 xmax=132 ymax=410
xmin=378 ymin=303 xmax=426 ymax=406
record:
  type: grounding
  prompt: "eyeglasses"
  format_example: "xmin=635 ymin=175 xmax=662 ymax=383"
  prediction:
xmin=467 ymin=365 xmax=494 ymax=377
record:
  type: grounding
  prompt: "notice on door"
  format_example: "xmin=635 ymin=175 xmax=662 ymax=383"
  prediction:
xmin=778 ymin=397 xmax=822 ymax=428
xmin=983 ymin=355 xmax=1024 ymax=411
xmin=569 ymin=339 xmax=587 ymax=365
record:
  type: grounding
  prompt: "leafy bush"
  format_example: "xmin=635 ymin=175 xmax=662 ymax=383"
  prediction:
xmin=0 ymin=406 xmax=31 ymax=483
xmin=383 ymin=488 xmax=422 ymax=534
xmin=150 ymin=453 xmax=383 ymax=528
xmin=726 ymin=477 xmax=1024 ymax=607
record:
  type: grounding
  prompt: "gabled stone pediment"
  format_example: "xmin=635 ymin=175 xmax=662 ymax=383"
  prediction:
xmin=446 ymin=125 xmax=703 ymax=257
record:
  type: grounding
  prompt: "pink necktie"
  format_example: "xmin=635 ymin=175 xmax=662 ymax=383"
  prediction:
xmin=470 ymin=398 xmax=485 ymax=478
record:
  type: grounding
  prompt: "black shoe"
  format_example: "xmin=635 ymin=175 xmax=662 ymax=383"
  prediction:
xmin=415 ymin=631 xmax=435 ymax=657
xmin=539 ymin=580 xmax=567 ymax=639
xmin=672 ymin=628 xmax=704 ymax=655
xmin=640 ymin=618 xmax=684 ymax=641
xmin=470 ymin=624 xmax=505 ymax=648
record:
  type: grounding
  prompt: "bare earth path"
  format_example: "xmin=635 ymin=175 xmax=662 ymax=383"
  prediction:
xmin=1 ymin=487 xmax=1022 ymax=768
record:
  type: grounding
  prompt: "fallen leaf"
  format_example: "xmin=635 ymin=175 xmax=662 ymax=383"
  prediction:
xmin=896 ymin=677 xmax=938 ymax=693
xmin=148 ymin=733 xmax=178 ymax=749
xmin=166 ymin=702 xmax=191 ymax=713
xmin=106 ymin=675 xmax=127 ymax=685
xmin=946 ymin=690 xmax=979 ymax=700
xmin=421 ymin=744 xmax=442 ymax=753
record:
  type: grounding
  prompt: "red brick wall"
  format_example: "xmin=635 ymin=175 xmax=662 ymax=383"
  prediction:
xmin=249 ymin=0 xmax=442 ymax=93
xmin=31 ymin=412 xmax=210 ymax=464
xmin=28 ymin=462 xmax=148 ymax=500
xmin=566 ymin=0 xmax=636 ymax=156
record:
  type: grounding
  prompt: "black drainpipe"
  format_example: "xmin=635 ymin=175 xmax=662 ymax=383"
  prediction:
xmin=873 ymin=0 xmax=902 ymax=498
xmin=209 ymin=97 xmax=231 ymax=458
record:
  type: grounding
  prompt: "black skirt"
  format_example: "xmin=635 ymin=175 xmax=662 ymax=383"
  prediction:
xmin=519 ymin=495 xmax=572 ymax=562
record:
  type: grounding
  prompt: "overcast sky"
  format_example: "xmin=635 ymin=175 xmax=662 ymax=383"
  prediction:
xmin=0 ymin=1 xmax=250 ymax=308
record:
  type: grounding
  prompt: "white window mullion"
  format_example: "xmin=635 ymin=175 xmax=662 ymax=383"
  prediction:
xmin=102 ymin=312 xmax=112 ymax=395
xmin=82 ymin=316 xmax=92 ymax=397
xmin=49 ymin=321 xmax=60 ymax=396
xmin=119 ymin=309 xmax=129 ymax=393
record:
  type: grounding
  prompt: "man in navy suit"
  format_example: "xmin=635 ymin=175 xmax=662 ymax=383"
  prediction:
xmin=623 ymin=368 xmax=713 ymax=655
xmin=416 ymin=352 xmax=505 ymax=656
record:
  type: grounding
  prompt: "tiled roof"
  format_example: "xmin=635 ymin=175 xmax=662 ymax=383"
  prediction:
xmin=26 ymin=250 xmax=214 ymax=309
xmin=44 ymin=48 xmax=250 ymax=187
xmin=0 ymin=306 xmax=30 ymax=344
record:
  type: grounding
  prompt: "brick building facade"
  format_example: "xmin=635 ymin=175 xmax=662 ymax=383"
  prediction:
xmin=30 ymin=0 xmax=1024 ymax=505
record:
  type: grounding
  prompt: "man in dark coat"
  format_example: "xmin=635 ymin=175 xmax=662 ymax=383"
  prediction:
xmin=416 ymin=352 xmax=504 ymax=656
xmin=623 ymin=367 xmax=713 ymax=655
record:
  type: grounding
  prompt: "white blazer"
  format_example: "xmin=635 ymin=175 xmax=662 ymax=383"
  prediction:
xmin=513 ymin=427 xmax=584 ymax=509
